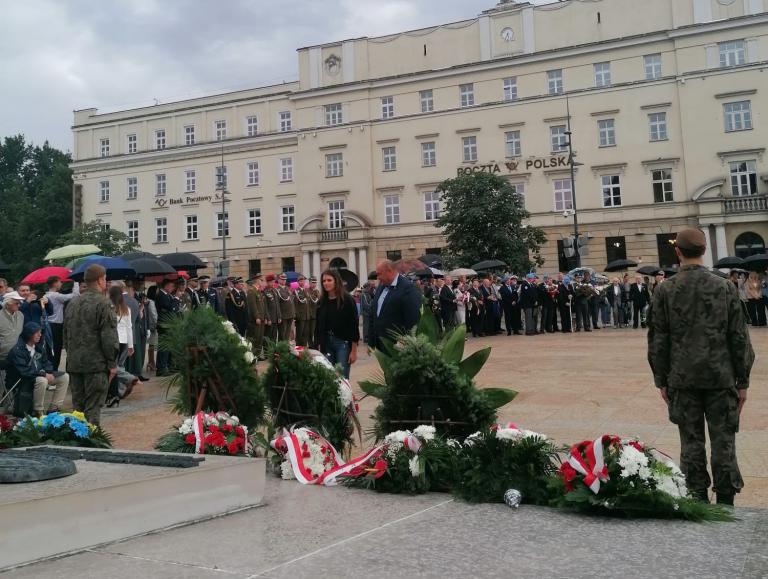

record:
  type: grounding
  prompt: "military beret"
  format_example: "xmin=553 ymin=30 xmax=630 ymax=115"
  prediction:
xmin=278 ymin=273 xmax=287 ymax=280
xmin=265 ymin=274 xmax=275 ymax=282
xmin=675 ymin=228 xmax=706 ymax=252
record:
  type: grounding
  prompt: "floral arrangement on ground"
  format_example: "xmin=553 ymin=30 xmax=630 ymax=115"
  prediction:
xmin=155 ymin=411 xmax=250 ymax=456
xmin=0 ymin=411 xmax=112 ymax=448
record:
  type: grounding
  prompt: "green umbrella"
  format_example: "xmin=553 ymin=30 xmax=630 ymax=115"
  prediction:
xmin=45 ymin=244 xmax=102 ymax=262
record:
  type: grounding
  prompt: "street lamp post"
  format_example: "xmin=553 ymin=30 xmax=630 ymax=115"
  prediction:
xmin=216 ymin=145 xmax=230 ymax=276
xmin=565 ymin=95 xmax=581 ymax=268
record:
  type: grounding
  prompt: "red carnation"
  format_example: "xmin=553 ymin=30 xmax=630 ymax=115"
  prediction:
xmin=235 ymin=426 xmax=245 ymax=437
xmin=302 ymin=451 xmax=310 ymax=459
xmin=372 ymin=460 xmax=388 ymax=479
xmin=559 ymin=463 xmax=578 ymax=492
xmin=222 ymin=424 xmax=233 ymax=433
xmin=629 ymin=441 xmax=644 ymax=452
xmin=227 ymin=442 xmax=240 ymax=455
xmin=209 ymin=424 xmax=219 ymax=434
xmin=184 ymin=433 xmax=196 ymax=445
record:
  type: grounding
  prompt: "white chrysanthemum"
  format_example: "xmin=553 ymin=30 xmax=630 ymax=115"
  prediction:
xmin=618 ymin=445 xmax=650 ymax=480
xmin=385 ymin=430 xmax=409 ymax=445
xmin=338 ymin=381 xmax=354 ymax=409
xmin=496 ymin=427 xmax=524 ymax=441
xmin=280 ymin=460 xmax=296 ymax=480
xmin=222 ymin=321 xmax=237 ymax=334
xmin=409 ymin=456 xmax=420 ymax=478
xmin=464 ymin=432 xmax=482 ymax=446
xmin=447 ymin=438 xmax=461 ymax=448
xmin=226 ymin=416 xmax=240 ymax=426
xmin=244 ymin=351 xmax=255 ymax=364
xmin=413 ymin=425 xmax=436 ymax=441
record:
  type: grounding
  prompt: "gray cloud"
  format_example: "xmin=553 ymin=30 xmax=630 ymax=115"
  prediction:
xmin=0 ymin=0 xmax=545 ymax=151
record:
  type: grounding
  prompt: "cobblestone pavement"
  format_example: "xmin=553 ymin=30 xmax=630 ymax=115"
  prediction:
xmin=101 ymin=326 xmax=768 ymax=508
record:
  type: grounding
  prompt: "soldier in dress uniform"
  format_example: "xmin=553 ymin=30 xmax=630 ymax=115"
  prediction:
xmin=276 ymin=273 xmax=295 ymax=342
xmin=246 ymin=274 xmax=267 ymax=360
xmin=307 ymin=276 xmax=320 ymax=348
xmin=293 ymin=275 xmax=311 ymax=347
xmin=648 ymin=228 xmax=754 ymax=506
xmin=185 ymin=277 xmax=202 ymax=310
xmin=225 ymin=277 xmax=249 ymax=336
xmin=197 ymin=276 xmax=219 ymax=311
xmin=263 ymin=274 xmax=280 ymax=343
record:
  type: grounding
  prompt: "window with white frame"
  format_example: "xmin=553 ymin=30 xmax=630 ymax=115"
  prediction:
xmin=247 ymin=161 xmax=260 ymax=186
xmin=100 ymin=138 xmax=110 ymax=158
xmin=729 ymin=160 xmax=758 ymax=196
xmin=246 ymin=116 xmax=258 ymax=137
xmin=381 ymin=96 xmax=394 ymax=119
xmin=651 ymin=168 xmax=674 ymax=203
xmin=724 ymin=101 xmax=753 ymax=132
xmin=384 ymin=195 xmax=400 ymax=224
xmin=382 ymin=146 xmax=397 ymax=171
xmin=279 ymin=111 xmax=292 ymax=132
xmin=99 ymin=180 xmax=110 ymax=202
xmin=127 ymin=134 xmax=137 ymax=154
xmin=280 ymin=158 xmax=293 ymax=182
xmin=215 ymin=165 xmax=227 ymax=189
xmin=155 ymin=174 xmax=166 ymax=196
xmin=422 ymin=141 xmax=436 ymax=167
xmin=281 ymin=205 xmax=295 ymax=232
xmin=185 ymin=170 xmax=196 ymax=193
xmin=327 ymin=200 xmax=345 ymax=229
xmin=460 ymin=83 xmax=475 ymax=107
xmin=420 ymin=89 xmax=434 ymax=113
xmin=127 ymin=176 xmax=138 ymax=200
xmin=326 ymin=153 xmax=343 ymax=177
xmin=505 ymin=130 xmax=521 ymax=157
xmin=155 ymin=129 xmax=166 ymax=150
xmin=155 ymin=217 xmax=167 ymax=243
xmin=719 ymin=40 xmax=746 ymax=67
xmin=550 ymin=125 xmax=568 ymax=152
xmin=324 ymin=103 xmax=343 ymax=126
xmin=547 ymin=69 xmax=564 ymax=95
xmin=184 ymin=125 xmax=195 ymax=145
xmin=216 ymin=212 xmax=229 ymax=238
xmin=594 ymin=62 xmax=612 ymax=87
xmin=185 ymin=215 xmax=198 ymax=240
xmin=598 ymin=119 xmax=616 ymax=146
xmin=644 ymin=54 xmax=662 ymax=80
xmin=462 ymin=136 xmax=478 ymax=162
xmin=99 ymin=222 xmax=110 ymax=233
xmin=553 ymin=178 xmax=573 ymax=211
xmin=511 ymin=183 xmax=526 ymax=208
xmin=247 ymin=208 xmax=262 ymax=235
xmin=503 ymin=77 xmax=518 ymax=101
xmin=424 ymin=191 xmax=441 ymax=221
xmin=215 ymin=120 xmax=227 ymax=141
xmin=648 ymin=112 xmax=668 ymax=141
xmin=601 ymin=175 xmax=622 ymax=207
xmin=126 ymin=220 xmax=139 ymax=244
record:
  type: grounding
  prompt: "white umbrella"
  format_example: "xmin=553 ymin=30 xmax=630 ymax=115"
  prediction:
xmin=449 ymin=268 xmax=477 ymax=277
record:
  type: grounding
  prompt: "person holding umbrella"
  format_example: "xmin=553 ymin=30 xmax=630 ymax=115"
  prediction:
xmin=45 ymin=276 xmax=80 ymax=370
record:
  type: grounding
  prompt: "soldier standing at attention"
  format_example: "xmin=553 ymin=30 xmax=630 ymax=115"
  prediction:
xmin=263 ymin=274 xmax=280 ymax=343
xmin=293 ymin=275 xmax=310 ymax=347
xmin=63 ymin=264 xmax=119 ymax=426
xmin=225 ymin=277 xmax=249 ymax=337
xmin=197 ymin=276 xmax=218 ymax=310
xmin=246 ymin=275 xmax=267 ymax=360
xmin=276 ymin=273 xmax=295 ymax=342
xmin=648 ymin=228 xmax=754 ymax=506
xmin=307 ymin=276 xmax=320 ymax=348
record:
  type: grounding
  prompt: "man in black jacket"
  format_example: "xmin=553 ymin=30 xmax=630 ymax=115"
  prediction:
xmin=368 ymin=260 xmax=422 ymax=351
xmin=154 ymin=278 xmax=178 ymax=376
xmin=438 ymin=276 xmax=457 ymax=330
xmin=629 ymin=274 xmax=651 ymax=329
xmin=556 ymin=273 xmax=574 ymax=333
xmin=499 ymin=276 xmax=521 ymax=335
xmin=519 ymin=274 xmax=539 ymax=335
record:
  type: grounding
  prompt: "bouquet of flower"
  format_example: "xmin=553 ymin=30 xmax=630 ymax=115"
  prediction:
xmin=0 ymin=414 xmax=16 ymax=449
xmin=339 ymin=425 xmax=456 ymax=494
xmin=452 ymin=423 xmax=559 ymax=504
xmin=155 ymin=411 xmax=250 ymax=456
xmin=10 ymin=411 xmax=112 ymax=448
xmin=550 ymin=435 xmax=733 ymax=521
xmin=271 ymin=426 xmax=344 ymax=483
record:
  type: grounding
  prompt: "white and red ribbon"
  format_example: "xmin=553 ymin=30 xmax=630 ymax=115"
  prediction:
xmin=192 ymin=412 xmax=206 ymax=454
xmin=567 ymin=435 xmax=611 ymax=494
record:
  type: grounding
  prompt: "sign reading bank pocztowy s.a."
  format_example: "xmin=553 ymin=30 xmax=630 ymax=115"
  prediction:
xmin=153 ymin=192 xmax=228 ymax=208
xmin=456 ymin=154 xmax=570 ymax=177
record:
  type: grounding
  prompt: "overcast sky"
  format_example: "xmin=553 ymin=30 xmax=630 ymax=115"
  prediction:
xmin=1 ymin=0 xmax=549 ymax=152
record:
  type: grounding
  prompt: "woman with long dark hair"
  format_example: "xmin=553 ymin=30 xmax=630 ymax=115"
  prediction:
xmin=314 ymin=269 xmax=359 ymax=378
xmin=106 ymin=285 xmax=138 ymax=407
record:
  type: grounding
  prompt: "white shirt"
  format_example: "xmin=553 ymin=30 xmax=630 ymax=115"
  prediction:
xmin=116 ymin=309 xmax=133 ymax=348
xmin=377 ymin=274 xmax=399 ymax=316
xmin=45 ymin=283 xmax=80 ymax=324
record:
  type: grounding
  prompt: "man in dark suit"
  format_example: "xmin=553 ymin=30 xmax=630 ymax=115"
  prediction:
xmin=368 ymin=260 xmax=422 ymax=351
xmin=499 ymin=275 xmax=521 ymax=335
xmin=197 ymin=276 xmax=219 ymax=311
xmin=154 ymin=278 xmax=178 ymax=376
xmin=629 ymin=274 xmax=651 ymax=329
xmin=438 ymin=276 xmax=457 ymax=330
xmin=556 ymin=273 xmax=574 ymax=333
xmin=519 ymin=274 xmax=539 ymax=335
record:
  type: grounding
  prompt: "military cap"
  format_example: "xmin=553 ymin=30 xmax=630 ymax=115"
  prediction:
xmin=675 ymin=228 xmax=707 ymax=252
xmin=198 ymin=275 xmax=211 ymax=281
xmin=278 ymin=273 xmax=287 ymax=280
xmin=309 ymin=276 xmax=317 ymax=283
xmin=265 ymin=273 xmax=275 ymax=282
xmin=188 ymin=276 xmax=199 ymax=282
xmin=297 ymin=274 xmax=306 ymax=281
xmin=234 ymin=277 xmax=244 ymax=283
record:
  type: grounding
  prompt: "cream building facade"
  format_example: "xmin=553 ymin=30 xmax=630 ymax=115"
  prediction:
xmin=71 ymin=0 xmax=768 ymax=279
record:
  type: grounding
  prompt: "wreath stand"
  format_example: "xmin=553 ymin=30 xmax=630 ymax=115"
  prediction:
xmin=388 ymin=394 xmax=471 ymax=435
xmin=187 ymin=346 xmax=237 ymax=414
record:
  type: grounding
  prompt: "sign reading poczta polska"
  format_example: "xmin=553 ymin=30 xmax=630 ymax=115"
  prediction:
xmin=456 ymin=154 xmax=571 ymax=177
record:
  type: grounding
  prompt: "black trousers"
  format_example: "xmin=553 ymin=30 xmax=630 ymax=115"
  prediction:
xmin=558 ymin=303 xmax=572 ymax=332
xmin=50 ymin=322 xmax=64 ymax=371
xmin=589 ymin=298 xmax=600 ymax=328
xmin=633 ymin=303 xmax=643 ymax=328
xmin=503 ymin=305 xmax=521 ymax=334
xmin=541 ymin=304 xmax=556 ymax=333
xmin=574 ymin=300 xmax=590 ymax=330
xmin=747 ymin=299 xmax=766 ymax=326
xmin=469 ymin=308 xmax=484 ymax=336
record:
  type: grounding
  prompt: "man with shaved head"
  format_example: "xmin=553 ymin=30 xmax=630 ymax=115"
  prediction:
xmin=368 ymin=260 xmax=422 ymax=350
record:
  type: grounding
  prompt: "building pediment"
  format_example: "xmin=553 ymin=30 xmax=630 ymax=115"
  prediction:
xmin=692 ymin=178 xmax=727 ymax=202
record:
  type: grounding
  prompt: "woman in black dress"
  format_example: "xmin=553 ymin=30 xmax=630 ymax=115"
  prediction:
xmin=314 ymin=269 xmax=359 ymax=378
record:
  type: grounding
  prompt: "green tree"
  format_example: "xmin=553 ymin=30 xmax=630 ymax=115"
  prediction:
xmin=0 ymin=135 xmax=73 ymax=281
xmin=436 ymin=172 xmax=547 ymax=273
xmin=55 ymin=220 xmax=139 ymax=257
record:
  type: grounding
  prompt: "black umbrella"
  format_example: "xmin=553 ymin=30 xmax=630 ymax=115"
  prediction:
xmin=160 ymin=252 xmax=205 ymax=271
xmin=710 ymin=269 xmax=729 ymax=279
xmin=637 ymin=265 xmax=662 ymax=276
xmin=368 ymin=271 xmax=378 ymax=281
xmin=471 ymin=259 xmax=507 ymax=271
xmin=743 ymin=253 xmax=768 ymax=272
xmin=663 ymin=266 xmax=679 ymax=278
xmin=604 ymin=259 xmax=638 ymax=272
xmin=129 ymin=257 xmax=177 ymax=277
xmin=336 ymin=268 xmax=359 ymax=291
xmin=714 ymin=256 xmax=745 ymax=269
xmin=418 ymin=253 xmax=443 ymax=267
xmin=0 ymin=258 xmax=9 ymax=273
xmin=121 ymin=251 xmax=157 ymax=262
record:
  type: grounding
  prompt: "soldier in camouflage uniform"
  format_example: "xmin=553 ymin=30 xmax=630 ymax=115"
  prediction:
xmin=263 ymin=274 xmax=280 ymax=344
xmin=276 ymin=273 xmax=295 ymax=342
xmin=307 ymin=276 xmax=320 ymax=348
xmin=648 ymin=228 xmax=754 ymax=506
xmin=63 ymin=264 xmax=119 ymax=426
xmin=293 ymin=275 xmax=310 ymax=347
xmin=246 ymin=275 xmax=267 ymax=360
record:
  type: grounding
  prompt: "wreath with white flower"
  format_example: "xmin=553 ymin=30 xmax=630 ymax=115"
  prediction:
xmin=156 ymin=411 xmax=250 ymax=456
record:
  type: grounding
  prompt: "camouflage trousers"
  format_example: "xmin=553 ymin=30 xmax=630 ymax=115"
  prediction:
xmin=70 ymin=372 xmax=109 ymax=426
xmin=667 ymin=387 xmax=743 ymax=496
xmin=247 ymin=323 xmax=265 ymax=357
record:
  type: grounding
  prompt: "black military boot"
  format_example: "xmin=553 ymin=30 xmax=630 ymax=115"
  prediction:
xmin=692 ymin=489 xmax=710 ymax=503
xmin=716 ymin=494 xmax=735 ymax=506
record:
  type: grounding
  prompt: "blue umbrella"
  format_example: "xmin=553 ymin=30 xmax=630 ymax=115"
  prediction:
xmin=69 ymin=256 xmax=136 ymax=281
xmin=284 ymin=271 xmax=303 ymax=283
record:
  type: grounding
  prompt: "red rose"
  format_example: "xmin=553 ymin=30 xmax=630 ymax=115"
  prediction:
xmin=235 ymin=426 xmax=245 ymax=437
xmin=227 ymin=442 xmax=240 ymax=455
xmin=209 ymin=424 xmax=219 ymax=434
xmin=372 ymin=460 xmax=388 ymax=479
xmin=184 ymin=434 xmax=196 ymax=445
xmin=222 ymin=424 xmax=233 ymax=433
xmin=559 ymin=463 xmax=578 ymax=492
